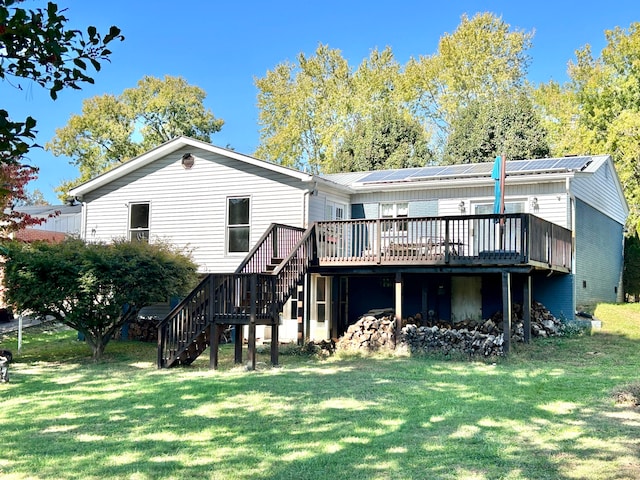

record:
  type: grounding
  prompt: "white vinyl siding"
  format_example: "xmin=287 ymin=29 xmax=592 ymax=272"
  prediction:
xmin=82 ymin=147 xmax=307 ymax=273
xmin=571 ymin=157 xmax=627 ymax=225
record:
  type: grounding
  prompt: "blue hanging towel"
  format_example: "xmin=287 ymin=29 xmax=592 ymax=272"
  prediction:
xmin=492 ymin=156 xmax=502 ymax=214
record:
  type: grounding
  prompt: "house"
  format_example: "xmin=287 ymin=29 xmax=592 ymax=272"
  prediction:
xmin=11 ymin=204 xmax=82 ymax=242
xmin=0 ymin=204 xmax=82 ymax=314
xmin=68 ymin=136 xmax=628 ymax=368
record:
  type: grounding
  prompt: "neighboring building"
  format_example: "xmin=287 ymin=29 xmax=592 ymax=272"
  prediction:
xmin=1 ymin=204 xmax=82 ymax=311
xmin=68 ymin=137 xmax=628 ymax=367
xmin=11 ymin=204 xmax=82 ymax=241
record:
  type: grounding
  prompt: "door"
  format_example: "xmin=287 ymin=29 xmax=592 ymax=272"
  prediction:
xmin=451 ymin=276 xmax=482 ymax=322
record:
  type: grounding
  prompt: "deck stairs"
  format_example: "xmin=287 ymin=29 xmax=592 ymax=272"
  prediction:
xmin=157 ymin=223 xmax=316 ymax=368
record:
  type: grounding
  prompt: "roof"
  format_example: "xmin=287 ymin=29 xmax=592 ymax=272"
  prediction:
xmin=13 ymin=204 xmax=81 ymax=217
xmin=13 ymin=229 xmax=68 ymax=243
xmin=320 ymin=155 xmax=604 ymax=188
xmin=69 ymin=136 xmax=314 ymax=198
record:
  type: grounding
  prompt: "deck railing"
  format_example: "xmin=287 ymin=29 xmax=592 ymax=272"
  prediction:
xmin=157 ymin=273 xmax=279 ymax=367
xmin=314 ymin=213 xmax=572 ymax=271
xmin=236 ymin=223 xmax=306 ymax=274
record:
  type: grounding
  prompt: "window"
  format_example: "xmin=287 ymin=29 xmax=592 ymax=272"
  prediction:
xmin=227 ymin=197 xmax=250 ymax=253
xmin=474 ymin=202 xmax=524 ymax=215
xmin=381 ymin=202 xmax=408 ymax=232
xmin=325 ymin=201 xmax=345 ymax=221
xmin=129 ymin=203 xmax=150 ymax=242
xmin=315 ymin=276 xmax=327 ymax=323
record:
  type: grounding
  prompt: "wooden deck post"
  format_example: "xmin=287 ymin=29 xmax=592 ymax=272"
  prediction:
xmin=247 ymin=274 xmax=257 ymax=371
xmin=523 ymin=275 xmax=531 ymax=344
xmin=502 ymin=272 xmax=512 ymax=354
xmin=209 ymin=275 xmax=218 ymax=369
xmin=395 ymin=272 xmax=403 ymax=345
xmin=270 ymin=321 xmax=279 ymax=366
xmin=210 ymin=324 xmax=220 ymax=370
xmin=270 ymin=277 xmax=279 ymax=366
xmin=296 ymin=283 xmax=304 ymax=346
xmin=234 ymin=324 xmax=243 ymax=364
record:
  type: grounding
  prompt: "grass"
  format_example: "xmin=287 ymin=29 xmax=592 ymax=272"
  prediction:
xmin=0 ymin=307 xmax=639 ymax=480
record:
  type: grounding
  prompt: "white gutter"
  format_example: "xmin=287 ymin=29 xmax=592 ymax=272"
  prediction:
xmin=349 ymin=172 xmax=573 ymax=193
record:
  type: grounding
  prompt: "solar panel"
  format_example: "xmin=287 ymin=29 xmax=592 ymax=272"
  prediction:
xmin=358 ymin=156 xmax=594 ymax=184
xmin=437 ymin=164 xmax=475 ymax=176
xmin=358 ymin=171 xmax=392 ymax=183
xmin=464 ymin=163 xmax=493 ymax=174
xmin=407 ymin=166 xmax=448 ymax=178
xmin=506 ymin=160 xmax=531 ymax=172
xmin=554 ymin=157 xmax=591 ymax=170
xmin=383 ymin=168 xmax=422 ymax=181
xmin=524 ymin=159 xmax=561 ymax=170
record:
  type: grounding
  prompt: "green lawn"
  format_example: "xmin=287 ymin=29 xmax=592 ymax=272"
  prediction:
xmin=1 ymin=305 xmax=639 ymax=480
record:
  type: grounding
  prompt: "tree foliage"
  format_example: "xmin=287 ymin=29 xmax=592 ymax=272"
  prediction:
xmin=444 ymin=93 xmax=549 ymax=163
xmin=255 ymin=13 xmax=536 ymax=171
xmin=2 ymin=238 xmax=198 ymax=360
xmin=334 ymin=107 xmax=432 ymax=172
xmin=256 ymin=45 xmax=412 ymax=173
xmin=47 ymin=75 xmax=224 ymax=196
xmin=536 ymin=22 xmax=640 ymax=232
xmin=0 ymin=163 xmax=51 ymax=233
xmin=624 ymin=233 xmax=640 ymax=299
xmin=0 ymin=0 xmax=123 ymax=163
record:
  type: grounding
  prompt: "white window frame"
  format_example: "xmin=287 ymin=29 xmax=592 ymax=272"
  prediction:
xmin=311 ymin=274 xmax=330 ymax=340
xmin=381 ymin=202 xmax=409 ymax=233
xmin=128 ymin=202 xmax=150 ymax=242
xmin=226 ymin=196 xmax=251 ymax=254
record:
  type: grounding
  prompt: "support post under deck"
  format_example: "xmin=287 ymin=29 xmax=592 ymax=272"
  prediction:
xmin=247 ymin=274 xmax=257 ymax=371
xmin=210 ymin=323 xmax=220 ymax=370
xmin=523 ymin=275 xmax=532 ymax=344
xmin=234 ymin=324 xmax=243 ymax=364
xmin=502 ymin=272 xmax=512 ymax=354
xmin=395 ymin=272 xmax=403 ymax=345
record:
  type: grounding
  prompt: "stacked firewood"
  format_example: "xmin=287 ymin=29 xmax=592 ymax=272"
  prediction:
xmin=115 ymin=317 xmax=160 ymax=342
xmin=338 ymin=301 xmax=564 ymax=357
xmin=401 ymin=323 xmax=505 ymax=357
xmin=402 ymin=301 xmax=563 ymax=356
xmin=336 ymin=308 xmax=397 ymax=352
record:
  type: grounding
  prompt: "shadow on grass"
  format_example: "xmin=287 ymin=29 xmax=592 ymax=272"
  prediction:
xmin=1 ymin=327 xmax=639 ymax=479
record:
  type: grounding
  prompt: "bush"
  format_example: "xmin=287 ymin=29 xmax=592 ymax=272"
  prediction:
xmin=2 ymin=238 xmax=198 ymax=360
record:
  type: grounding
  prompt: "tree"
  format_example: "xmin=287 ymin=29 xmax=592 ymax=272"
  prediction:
xmin=334 ymin=107 xmax=433 ymax=172
xmin=0 ymin=0 xmax=122 ymax=164
xmin=623 ymin=233 xmax=640 ymax=300
xmin=404 ymin=13 xmax=533 ymax=152
xmin=255 ymin=14 xmax=533 ymax=171
xmin=47 ymin=75 xmax=224 ymax=196
xmin=2 ymin=238 xmax=199 ymax=360
xmin=536 ymin=22 xmax=640 ymax=232
xmin=255 ymin=44 xmax=354 ymax=173
xmin=444 ymin=93 xmax=549 ymax=163
xmin=255 ymin=45 xmax=414 ymax=173
xmin=13 ymin=188 xmax=49 ymax=206
xmin=0 ymin=163 xmax=51 ymax=233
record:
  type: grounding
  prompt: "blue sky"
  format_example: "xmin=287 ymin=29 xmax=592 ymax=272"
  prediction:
xmin=5 ymin=0 xmax=640 ymax=203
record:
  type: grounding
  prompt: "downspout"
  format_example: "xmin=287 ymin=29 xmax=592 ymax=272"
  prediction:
xmin=567 ymin=176 xmax=577 ymax=315
xmin=303 ymin=180 xmax=318 ymax=228
xmin=80 ymin=199 xmax=88 ymax=241
xmin=566 ymin=177 xmax=575 ymax=273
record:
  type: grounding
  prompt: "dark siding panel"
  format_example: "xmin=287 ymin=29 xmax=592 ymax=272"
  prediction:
xmin=534 ymin=273 xmax=575 ymax=320
xmin=351 ymin=204 xmax=365 ymax=219
xmin=574 ymin=199 xmax=624 ymax=308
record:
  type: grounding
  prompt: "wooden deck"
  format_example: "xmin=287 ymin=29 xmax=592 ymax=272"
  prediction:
xmin=314 ymin=213 xmax=572 ymax=273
